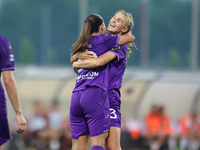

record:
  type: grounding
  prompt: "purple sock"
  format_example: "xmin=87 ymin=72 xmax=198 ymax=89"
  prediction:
xmin=91 ymin=145 xmax=104 ymax=150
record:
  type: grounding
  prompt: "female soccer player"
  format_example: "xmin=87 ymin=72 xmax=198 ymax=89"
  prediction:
xmin=0 ymin=34 xmax=27 ymax=150
xmin=72 ymin=10 xmax=135 ymax=150
xmin=70 ymin=13 xmax=135 ymax=150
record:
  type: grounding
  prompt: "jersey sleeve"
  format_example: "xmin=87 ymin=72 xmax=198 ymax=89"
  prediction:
xmin=103 ymin=34 xmax=120 ymax=50
xmin=108 ymin=45 xmax=127 ymax=62
xmin=1 ymin=41 xmax=15 ymax=72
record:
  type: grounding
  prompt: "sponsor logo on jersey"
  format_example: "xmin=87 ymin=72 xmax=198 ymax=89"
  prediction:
xmin=76 ymin=71 xmax=99 ymax=82
xmin=111 ymin=46 xmax=120 ymax=52
xmin=10 ymin=54 xmax=14 ymax=61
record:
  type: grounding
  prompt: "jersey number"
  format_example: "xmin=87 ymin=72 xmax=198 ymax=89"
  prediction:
xmin=110 ymin=108 xmax=117 ymax=119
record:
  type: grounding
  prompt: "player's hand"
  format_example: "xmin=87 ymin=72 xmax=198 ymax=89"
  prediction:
xmin=77 ymin=50 xmax=96 ymax=60
xmin=73 ymin=62 xmax=79 ymax=74
xmin=16 ymin=113 xmax=27 ymax=134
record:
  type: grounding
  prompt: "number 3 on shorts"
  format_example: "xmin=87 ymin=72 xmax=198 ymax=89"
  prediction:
xmin=110 ymin=108 xmax=117 ymax=119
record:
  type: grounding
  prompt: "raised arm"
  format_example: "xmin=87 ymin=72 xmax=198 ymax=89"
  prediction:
xmin=71 ymin=34 xmax=135 ymax=64
xmin=72 ymin=34 xmax=136 ymax=73
xmin=118 ymin=34 xmax=135 ymax=45
xmin=2 ymin=70 xmax=27 ymax=133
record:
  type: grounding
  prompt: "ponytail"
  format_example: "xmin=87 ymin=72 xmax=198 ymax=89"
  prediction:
xmin=71 ymin=14 xmax=104 ymax=56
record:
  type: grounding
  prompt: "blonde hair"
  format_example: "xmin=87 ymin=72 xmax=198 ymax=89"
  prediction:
xmin=115 ymin=10 xmax=137 ymax=56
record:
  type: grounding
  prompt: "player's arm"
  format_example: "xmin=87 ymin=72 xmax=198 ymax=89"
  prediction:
xmin=70 ymin=53 xmax=78 ymax=63
xmin=70 ymin=50 xmax=96 ymax=63
xmin=73 ymin=51 xmax=116 ymax=69
xmin=71 ymin=34 xmax=135 ymax=64
xmin=118 ymin=34 xmax=135 ymax=45
xmin=3 ymin=70 xmax=21 ymax=115
xmin=2 ymin=70 xmax=27 ymax=133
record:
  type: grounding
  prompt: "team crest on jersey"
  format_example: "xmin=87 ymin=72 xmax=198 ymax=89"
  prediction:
xmin=111 ymin=46 xmax=120 ymax=52
xmin=10 ymin=54 xmax=14 ymax=61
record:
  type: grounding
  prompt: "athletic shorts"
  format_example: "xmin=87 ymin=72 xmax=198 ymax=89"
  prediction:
xmin=70 ymin=86 xmax=110 ymax=139
xmin=108 ymin=89 xmax=121 ymax=128
xmin=0 ymin=112 xmax=12 ymax=146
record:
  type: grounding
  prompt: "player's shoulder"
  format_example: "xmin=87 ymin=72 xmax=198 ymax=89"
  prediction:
xmin=99 ymin=34 xmax=119 ymax=39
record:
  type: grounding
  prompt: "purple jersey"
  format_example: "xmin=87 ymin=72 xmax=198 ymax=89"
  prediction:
xmin=108 ymin=44 xmax=127 ymax=91
xmin=73 ymin=34 xmax=120 ymax=92
xmin=70 ymin=34 xmax=120 ymax=138
xmin=107 ymin=44 xmax=127 ymax=128
xmin=0 ymin=34 xmax=15 ymax=113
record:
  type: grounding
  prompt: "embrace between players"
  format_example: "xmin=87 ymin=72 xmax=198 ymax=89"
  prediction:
xmin=70 ymin=10 xmax=135 ymax=150
xmin=0 ymin=9 xmax=135 ymax=150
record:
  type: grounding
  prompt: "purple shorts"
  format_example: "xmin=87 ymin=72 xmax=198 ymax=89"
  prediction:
xmin=108 ymin=89 xmax=121 ymax=128
xmin=70 ymin=86 xmax=110 ymax=139
xmin=0 ymin=112 xmax=12 ymax=146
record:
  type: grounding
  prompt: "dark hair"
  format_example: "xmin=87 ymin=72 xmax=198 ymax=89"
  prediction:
xmin=71 ymin=14 xmax=104 ymax=56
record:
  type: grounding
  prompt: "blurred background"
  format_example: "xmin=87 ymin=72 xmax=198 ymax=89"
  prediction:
xmin=0 ymin=0 xmax=200 ymax=150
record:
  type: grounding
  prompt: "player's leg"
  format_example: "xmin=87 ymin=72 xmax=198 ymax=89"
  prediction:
xmin=70 ymin=91 xmax=89 ymax=150
xmin=72 ymin=135 xmax=88 ymax=150
xmin=107 ymin=127 xmax=121 ymax=150
xmin=107 ymin=89 xmax=122 ymax=150
xmin=81 ymin=86 xmax=110 ymax=150
xmin=90 ymin=132 xmax=108 ymax=150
